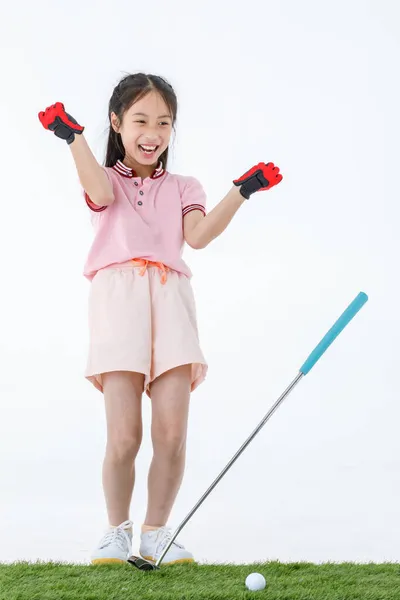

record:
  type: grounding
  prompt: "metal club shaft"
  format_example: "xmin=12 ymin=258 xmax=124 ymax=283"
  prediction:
xmin=154 ymin=292 xmax=368 ymax=567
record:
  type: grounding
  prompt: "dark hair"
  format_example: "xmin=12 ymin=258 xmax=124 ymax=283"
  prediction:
xmin=105 ymin=73 xmax=178 ymax=169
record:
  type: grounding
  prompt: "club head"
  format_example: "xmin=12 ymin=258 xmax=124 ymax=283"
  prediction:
xmin=127 ymin=556 xmax=159 ymax=571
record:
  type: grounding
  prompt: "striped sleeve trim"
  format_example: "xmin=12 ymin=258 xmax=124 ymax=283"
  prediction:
xmin=85 ymin=191 xmax=108 ymax=212
xmin=182 ymin=204 xmax=206 ymax=217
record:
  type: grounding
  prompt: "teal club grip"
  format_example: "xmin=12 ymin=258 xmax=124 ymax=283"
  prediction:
xmin=299 ymin=292 xmax=368 ymax=375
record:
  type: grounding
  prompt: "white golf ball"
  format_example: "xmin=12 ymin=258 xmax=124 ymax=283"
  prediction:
xmin=245 ymin=572 xmax=266 ymax=591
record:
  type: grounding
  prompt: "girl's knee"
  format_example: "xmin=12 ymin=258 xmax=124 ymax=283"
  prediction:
xmin=152 ymin=430 xmax=186 ymax=459
xmin=106 ymin=432 xmax=143 ymax=462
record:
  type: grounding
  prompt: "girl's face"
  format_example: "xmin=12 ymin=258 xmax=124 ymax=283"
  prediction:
xmin=111 ymin=91 xmax=173 ymax=178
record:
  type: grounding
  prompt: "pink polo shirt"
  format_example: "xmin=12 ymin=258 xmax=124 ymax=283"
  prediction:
xmin=83 ymin=160 xmax=207 ymax=281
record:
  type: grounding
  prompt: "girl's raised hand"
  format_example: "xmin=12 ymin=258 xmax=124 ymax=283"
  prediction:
xmin=38 ymin=102 xmax=84 ymax=145
xmin=233 ymin=162 xmax=283 ymax=199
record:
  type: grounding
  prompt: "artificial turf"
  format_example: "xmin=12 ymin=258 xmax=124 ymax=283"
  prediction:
xmin=1 ymin=560 xmax=399 ymax=599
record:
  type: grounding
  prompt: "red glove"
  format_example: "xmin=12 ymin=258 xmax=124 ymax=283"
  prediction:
xmin=233 ymin=162 xmax=283 ymax=199
xmin=38 ymin=102 xmax=84 ymax=145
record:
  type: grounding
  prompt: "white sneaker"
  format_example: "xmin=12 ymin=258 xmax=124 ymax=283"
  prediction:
xmin=91 ymin=520 xmax=133 ymax=565
xmin=139 ymin=526 xmax=194 ymax=565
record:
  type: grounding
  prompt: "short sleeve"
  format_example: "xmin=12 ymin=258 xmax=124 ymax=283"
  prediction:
xmin=83 ymin=167 xmax=113 ymax=212
xmin=181 ymin=177 xmax=207 ymax=218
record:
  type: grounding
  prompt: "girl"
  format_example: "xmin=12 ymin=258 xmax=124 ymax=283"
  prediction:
xmin=38 ymin=73 xmax=283 ymax=566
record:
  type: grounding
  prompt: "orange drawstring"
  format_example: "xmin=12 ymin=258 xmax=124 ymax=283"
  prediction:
xmin=131 ymin=259 xmax=169 ymax=284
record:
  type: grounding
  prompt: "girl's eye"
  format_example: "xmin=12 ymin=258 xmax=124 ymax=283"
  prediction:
xmin=135 ymin=121 xmax=170 ymax=126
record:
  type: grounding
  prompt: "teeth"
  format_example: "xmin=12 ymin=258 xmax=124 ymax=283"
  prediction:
xmin=141 ymin=145 xmax=157 ymax=151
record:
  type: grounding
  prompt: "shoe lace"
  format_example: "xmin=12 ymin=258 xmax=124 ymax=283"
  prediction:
xmin=155 ymin=526 xmax=183 ymax=558
xmin=101 ymin=526 xmax=131 ymax=551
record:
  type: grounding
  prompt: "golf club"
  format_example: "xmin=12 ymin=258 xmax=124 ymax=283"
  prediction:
xmin=128 ymin=291 xmax=368 ymax=571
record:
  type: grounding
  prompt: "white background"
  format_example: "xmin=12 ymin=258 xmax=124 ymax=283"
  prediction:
xmin=0 ymin=0 xmax=399 ymax=565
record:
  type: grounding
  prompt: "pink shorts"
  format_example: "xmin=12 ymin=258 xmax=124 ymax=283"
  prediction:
xmin=85 ymin=260 xmax=208 ymax=396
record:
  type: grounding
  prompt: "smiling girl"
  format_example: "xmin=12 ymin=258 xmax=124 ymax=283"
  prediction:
xmin=38 ymin=72 xmax=283 ymax=566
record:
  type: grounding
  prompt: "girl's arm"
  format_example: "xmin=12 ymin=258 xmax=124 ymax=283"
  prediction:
xmin=38 ymin=102 xmax=114 ymax=207
xmin=184 ymin=162 xmax=283 ymax=249
xmin=184 ymin=186 xmax=244 ymax=249
xmin=69 ymin=135 xmax=114 ymax=207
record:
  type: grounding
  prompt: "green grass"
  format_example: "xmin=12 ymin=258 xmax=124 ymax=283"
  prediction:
xmin=1 ymin=561 xmax=399 ymax=600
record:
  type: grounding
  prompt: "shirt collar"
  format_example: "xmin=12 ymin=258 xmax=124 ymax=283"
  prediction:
xmin=112 ymin=159 xmax=165 ymax=180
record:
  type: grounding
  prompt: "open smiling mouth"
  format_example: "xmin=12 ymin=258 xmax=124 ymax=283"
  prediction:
xmin=138 ymin=144 xmax=159 ymax=157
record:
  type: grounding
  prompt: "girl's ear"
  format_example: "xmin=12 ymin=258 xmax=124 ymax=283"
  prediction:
xmin=110 ymin=112 xmax=121 ymax=133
